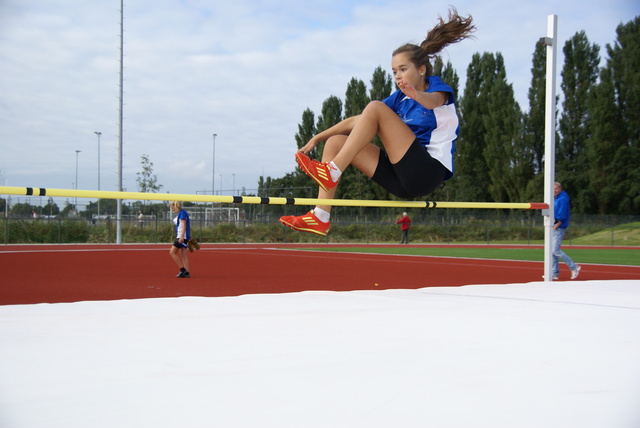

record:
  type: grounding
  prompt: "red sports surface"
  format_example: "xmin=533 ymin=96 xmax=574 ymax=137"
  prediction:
xmin=1 ymin=244 xmax=639 ymax=305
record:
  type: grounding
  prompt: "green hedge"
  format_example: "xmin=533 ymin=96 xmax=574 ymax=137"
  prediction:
xmin=0 ymin=218 xmax=636 ymax=246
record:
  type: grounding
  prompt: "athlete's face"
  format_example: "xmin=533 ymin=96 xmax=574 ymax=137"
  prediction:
xmin=391 ymin=52 xmax=426 ymax=90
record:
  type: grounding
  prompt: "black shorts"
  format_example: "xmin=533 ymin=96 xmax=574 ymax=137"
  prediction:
xmin=371 ymin=139 xmax=448 ymax=198
xmin=173 ymin=239 xmax=188 ymax=249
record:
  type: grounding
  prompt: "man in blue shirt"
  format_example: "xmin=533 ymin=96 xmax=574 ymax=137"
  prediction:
xmin=553 ymin=182 xmax=581 ymax=280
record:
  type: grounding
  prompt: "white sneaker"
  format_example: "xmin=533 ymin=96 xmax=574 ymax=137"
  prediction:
xmin=542 ymin=275 xmax=559 ymax=280
xmin=570 ymin=265 xmax=581 ymax=280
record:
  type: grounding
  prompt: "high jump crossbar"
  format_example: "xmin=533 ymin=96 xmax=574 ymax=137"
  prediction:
xmin=0 ymin=186 xmax=548 ymax=210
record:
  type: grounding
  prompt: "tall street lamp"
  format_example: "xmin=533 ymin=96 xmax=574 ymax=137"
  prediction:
xmin=212 ymin=133 xmax=217 ymax=198
xmin=75 ymin=150 xmax=81 ymax=211
xmin=94 ymin=131 xmax=102 ymax=216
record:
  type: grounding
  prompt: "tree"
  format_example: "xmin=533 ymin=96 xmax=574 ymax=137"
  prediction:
xmin=524 ymin=41 xmax=547 ymax=175
xmin=608 ymin=16 xmax=640 ymax=149
xmin=454 ymin=53 xmax=494 ymax=202
xmin=558 ymin=31 xmax=600 ymax=213
xmin=295 ymin=108 xmax=316 ymax=150
xmin=256 ymin=175 xmax=273 ymax=220
xmin=369 ymin=66 xmax=393 ymax=102
xmin=42 ymin=197 xmax=60 ymax=217
xmin=0 ymin=170 xmax=5 ymax=215
xmin=11 ymin=202 xmax=35 ymax=217
xmin=520 ymin=41 xmax=549 ymax=203
xmin=344 ymin=77 xmax=370 ymax=117
xmin=434 ymin=59 xmax=459 ymax=96
xmin=586 ymin=67 xmax=624 ymax=214
xmin=601 ymin=17 xmax=640 ymax=214
xmin=315 ymin=95 xmax=343 ymax=133
xmin=136 ymin=154 xmax=163 ymax=194
xmin=289 ymin=108 xmax=318 ymax=196
xmin=313 ymin=95 xmax=343 ymax=163
xmin=482 ymin=53 xmax=526 ymax=202
xmin=60 ymin=201 xmax=75 ymax=218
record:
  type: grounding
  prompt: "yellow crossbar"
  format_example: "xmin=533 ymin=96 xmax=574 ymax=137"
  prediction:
xmin=0 ymin=186 xmax=548 ymax=210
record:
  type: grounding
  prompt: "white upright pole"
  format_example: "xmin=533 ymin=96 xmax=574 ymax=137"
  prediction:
xmin=542 ymin=15 xmax=558 ymax=282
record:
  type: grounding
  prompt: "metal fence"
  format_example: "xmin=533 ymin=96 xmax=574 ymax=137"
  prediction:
xmin=2 ymin=214 xmax=638 ymax=246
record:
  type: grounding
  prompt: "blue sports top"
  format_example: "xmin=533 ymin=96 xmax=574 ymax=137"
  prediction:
xmin=173 ymin=209 xmax=191 ymax=240
xmin=383 ymin=75 xmax=459 ymax=179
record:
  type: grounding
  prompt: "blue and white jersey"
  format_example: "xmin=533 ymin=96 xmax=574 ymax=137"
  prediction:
xmin=383 ymin=75 xmax=459 ymax=179
xmin=173 ymin=209 xmax=191 ymax=240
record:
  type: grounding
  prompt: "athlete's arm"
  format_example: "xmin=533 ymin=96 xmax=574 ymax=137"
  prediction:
xmin=398 ymin=81 xmax=446 ymax=110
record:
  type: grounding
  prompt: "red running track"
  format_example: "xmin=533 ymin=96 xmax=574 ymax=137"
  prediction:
xmin=1 ymin=244 xmax=639 ymax=305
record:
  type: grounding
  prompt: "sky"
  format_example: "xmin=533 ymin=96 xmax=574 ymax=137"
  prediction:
xmin=1 ymin=279 xmax=639 ymax=426
xmin=1 ymin=0 xmax=638 ymax=208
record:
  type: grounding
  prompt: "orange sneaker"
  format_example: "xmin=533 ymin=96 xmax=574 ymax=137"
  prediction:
xmin=279 ymin=210 xmax=331 ymax=236
xmin=295 ymin=152 xmax=339 ymax=191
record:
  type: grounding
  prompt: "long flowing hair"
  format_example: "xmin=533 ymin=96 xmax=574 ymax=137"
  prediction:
xmin=393 ymin=7 xmax=475 ymax=77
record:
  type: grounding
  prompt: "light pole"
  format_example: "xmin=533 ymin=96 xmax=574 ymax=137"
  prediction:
xmin=116 ymin=0 xmax=124 ymax=244
xmin=75 ymin=150 xmax=81 ymax=211
xmin=94 ymin=131 xmax=101 ymax=216
xmin=232 ymin=173 xmax=235 ymax=196
xmin=212 ymin=133 xmax=217 ymax=198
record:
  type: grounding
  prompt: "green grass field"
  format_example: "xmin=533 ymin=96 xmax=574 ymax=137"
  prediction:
xmin=306 ymin=223 xmax=640 ymax=266
xmin=570 ymin=222 xmax=640 ymax=246
xmin=309 ymin=246 xmax=640 ymax=266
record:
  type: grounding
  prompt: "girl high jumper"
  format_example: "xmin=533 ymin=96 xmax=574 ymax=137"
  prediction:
xmin=280 ymin=7 xmax=476 ymax=236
